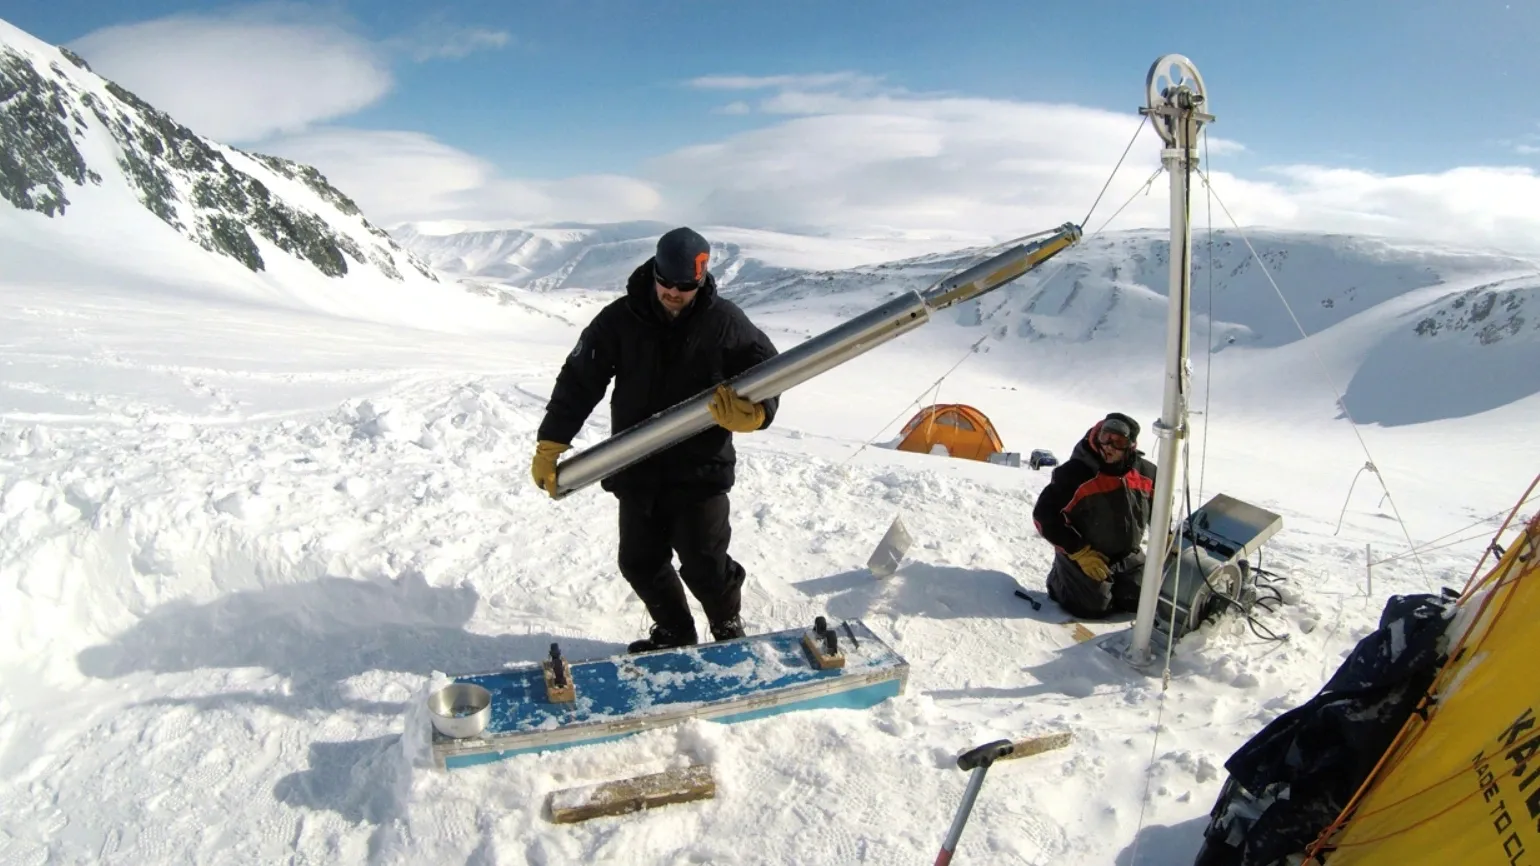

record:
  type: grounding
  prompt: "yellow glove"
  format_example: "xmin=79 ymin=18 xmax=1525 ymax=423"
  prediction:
xmin=1068 ymin=545 xmax=1111 ymax=581
xmin=530 ymin=440 xmax=570 ymax=497
xmin=707 ymin=384 xmax=765 ymax=433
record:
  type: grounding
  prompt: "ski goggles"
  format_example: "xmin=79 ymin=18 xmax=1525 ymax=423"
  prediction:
xmin=1097 ymin=418 xmax=1134 ymax=451
xmin=1097 ymin=431 xmax=1132 ymax=451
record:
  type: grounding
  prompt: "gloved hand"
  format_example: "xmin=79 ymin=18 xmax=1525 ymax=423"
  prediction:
xmin=707 ymin=383 xmax=765 ymax=433
xmin=530 ymin=440 xmax=570 ymax=497
xmin=1069 ymin=545 xmax=1111 ymax=581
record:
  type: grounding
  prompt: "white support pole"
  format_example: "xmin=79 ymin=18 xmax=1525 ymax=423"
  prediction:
xmin=1127 ymin=56 xmax=1213 ymax=667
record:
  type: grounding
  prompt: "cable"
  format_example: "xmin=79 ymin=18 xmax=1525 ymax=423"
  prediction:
xmin=1194 ymin=168 xmax=1432 ymax=590
xmin=1369 ymin=526 xmax=1521 ymax=567
xmin=1134 ymin=122 xmax=1222 ymax=862
xmin=1460 ymin=473 xmax=1540 ymax=594
xmin=841 ymin=149 xmax=1161 ymax=467
xmin=1333 ymin=462 xmax=1378 ymax=536
xmin=1197 ymin=129 xmax=1216 ymax=505
xmin=1082 ymin=115 xmax=1149 ymax=230
xmin=1180 ymin=457 xmax=1289 ymax=644
xmin=1394 ymin=491 xmax=1539 ymax=555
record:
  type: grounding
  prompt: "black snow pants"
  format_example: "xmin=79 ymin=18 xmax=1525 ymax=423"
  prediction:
xmin=617 ymin=488 xmax=745 ymax=636
xmin=1046 ymin=550 xmax=1145 ymax=619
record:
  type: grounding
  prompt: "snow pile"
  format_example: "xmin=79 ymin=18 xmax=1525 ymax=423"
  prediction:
xmin=0 ymin=266 xmax=1529 ymax=860
xmin=1 ymin=14 xmax=1537 ymax=855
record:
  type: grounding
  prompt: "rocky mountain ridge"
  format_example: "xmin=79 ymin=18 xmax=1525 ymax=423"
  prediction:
xmin=0 ymin=23 xmax=433 ymax=283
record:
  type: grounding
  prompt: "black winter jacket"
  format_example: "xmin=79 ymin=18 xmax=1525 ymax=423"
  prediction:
xmin=1032 ymin=418 xmax=1157 ymax=562
xmin=536 ymin=260 xmax=780 ymax=497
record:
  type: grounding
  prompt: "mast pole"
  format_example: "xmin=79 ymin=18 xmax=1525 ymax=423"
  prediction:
xmin=1127 ymin=55 xmax=1214 ymax=666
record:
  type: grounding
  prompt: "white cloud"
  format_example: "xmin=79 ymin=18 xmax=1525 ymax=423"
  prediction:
xmin=689 ymin=72 xmax=887 ymax=93
xmin=646 ymin=93 xmax=1182 ymax=241
xmin=262 ymin=129 xmax=661 ymax=226
xmin=383 ymin=23 xmax=511 ymax=62
xmin=1509 ymin=125 xmax=1540 ymax=156
xmin=1235 ymin=164 xmax=1540 ymax=255
xmin=1201 ymin=137 xmax=1248 ymax=156
xmin=639 ymin=84 xmax=1540 ymax=254
xmin=67 ymin=6 xmax=511 ymax=144
xmin=70 ymin=8 xmax=392 ymax=143
xmin=137 ymin=51 xmax=1539 ymax=255
xmin=1495 ymin=123 xmax=1540 ymax=156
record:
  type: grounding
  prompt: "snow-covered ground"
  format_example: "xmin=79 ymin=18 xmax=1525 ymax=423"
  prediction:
xmin=7 ymin=11 xmax=1540 ymax=862
xmin=4 ymin=211 xmax=1540 ymax=864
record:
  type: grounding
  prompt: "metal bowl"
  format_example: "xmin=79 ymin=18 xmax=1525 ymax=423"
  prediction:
xmin=427 ymin=682 xmax=491 ymax=739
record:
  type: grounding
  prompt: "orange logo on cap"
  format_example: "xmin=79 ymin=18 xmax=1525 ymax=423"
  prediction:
xmin=694 ymin=251 xmax=709 ymax=281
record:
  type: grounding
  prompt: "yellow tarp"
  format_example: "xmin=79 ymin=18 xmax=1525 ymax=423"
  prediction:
xmin=1319 ymin=512 xmax=1540 ymax=865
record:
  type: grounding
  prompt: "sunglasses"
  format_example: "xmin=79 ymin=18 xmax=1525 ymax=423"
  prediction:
xmin=654 ymin=269 xmax=700 ymax=292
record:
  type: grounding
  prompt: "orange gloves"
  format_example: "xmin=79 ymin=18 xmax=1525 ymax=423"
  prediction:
xmin=1069 ymin=545 xmax=1111 ymax=581
xmin=530 ymin=440 xmax=570 ymax=497
xmin=707 ymin=384 xmax=765 ymax=433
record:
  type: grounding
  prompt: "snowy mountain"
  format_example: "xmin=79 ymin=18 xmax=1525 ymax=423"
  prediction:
xmin=410 ymin=220 xmax=1538 ymax=352
xmin=398 ymin=221 xmax=1540 ymax=426
xmin=723 ymin=229 xmax=1534 ymax=344
xmin=389 ymin=220 xmax=964 ymax=292
xmin=0 ymin=18 xmax=432 ymax=284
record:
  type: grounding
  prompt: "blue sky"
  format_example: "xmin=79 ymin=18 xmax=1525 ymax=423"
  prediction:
xmin=4 ymin=1 xmax=1538 ymax=248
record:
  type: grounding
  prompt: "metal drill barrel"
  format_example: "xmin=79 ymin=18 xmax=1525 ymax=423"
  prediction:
xmin=552 ymin=291 xmax=931 ymax=497
xmin=550 ymin=221 xmax=1082 ymax=498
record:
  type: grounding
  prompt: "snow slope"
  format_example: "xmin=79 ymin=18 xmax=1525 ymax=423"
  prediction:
xmin=5 ymin=15 xmax=1540 ymax=865
xmin=402 ymin=222 xmax=1540 ymax=429
xmin=5 ymin=222 xmax=1540 ymax=865
xmin=392 ymin=220 xmax=984 ymax=289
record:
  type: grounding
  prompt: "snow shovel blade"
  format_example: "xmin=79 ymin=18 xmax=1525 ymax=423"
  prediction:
xmin=866 ymin=515 xmax=912 ymax=578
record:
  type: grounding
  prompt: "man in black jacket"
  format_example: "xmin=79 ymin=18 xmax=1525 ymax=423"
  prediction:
xmin=530 ymin=227 xmax=781 ymax=652
xmin=1031 ymin=412 xmax=1158 ymax=619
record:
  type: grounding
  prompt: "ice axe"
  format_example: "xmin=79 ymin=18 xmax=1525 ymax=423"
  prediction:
xmin=933 ymin=732 xmax=1074 ymax=865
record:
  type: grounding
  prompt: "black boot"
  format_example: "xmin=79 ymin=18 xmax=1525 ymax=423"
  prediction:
xmin=627 ymin=622 xmax=699 ymax=654
xmin=709 ymin=616 xmax=746 ymax=641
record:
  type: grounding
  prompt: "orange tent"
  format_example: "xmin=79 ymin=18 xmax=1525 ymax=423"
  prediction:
xmin=895 ymin=404 xmax=1005 ymax=462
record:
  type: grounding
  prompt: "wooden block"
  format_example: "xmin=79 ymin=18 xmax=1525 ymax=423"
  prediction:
xmin=1067 ymin=623 xmax=1097 ymax=644
xmin=801 ymin=631 xmax=845 ymax=670
xmin=999 ymin=731 xmax=1074 ymax=762
xmin=543 ymin=660 xmax=575 ymax=703
xmin=547 ymin=764 xmax=716 ymax=824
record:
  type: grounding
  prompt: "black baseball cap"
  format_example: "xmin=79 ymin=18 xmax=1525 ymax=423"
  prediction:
xmin=654 ymin=227 xmax=711 ymax=287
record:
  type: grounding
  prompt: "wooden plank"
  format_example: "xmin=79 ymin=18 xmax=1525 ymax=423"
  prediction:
xmin=1067 ymin=623 xmax=1097 ymax=643
xmin=547 ymin=764 xmax=715 ymax=824
xmin=801 ymin=631 xmax=845 ymax=670
xmin=998 ymin=731 xmax=1074 ymax=761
